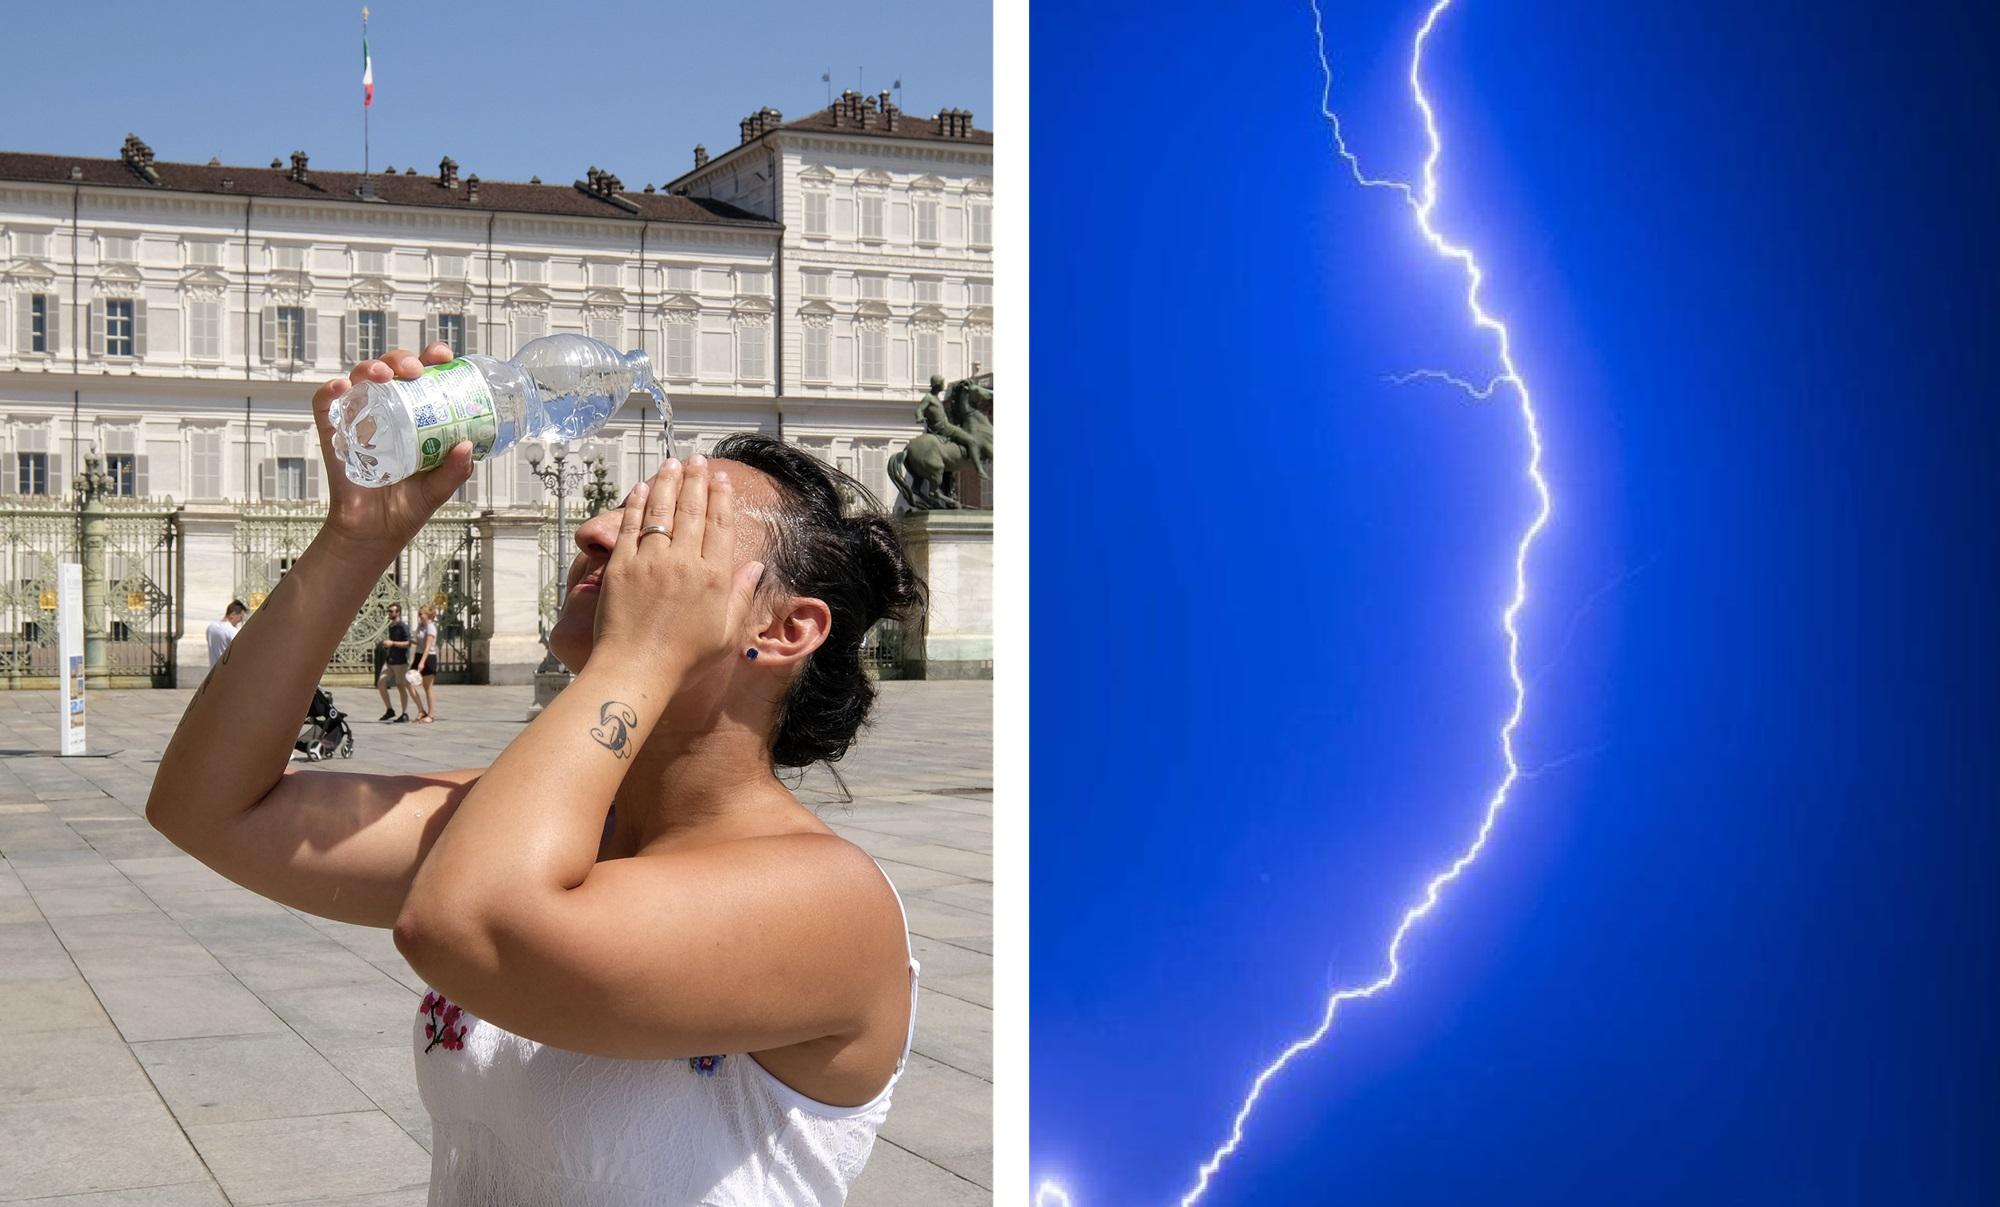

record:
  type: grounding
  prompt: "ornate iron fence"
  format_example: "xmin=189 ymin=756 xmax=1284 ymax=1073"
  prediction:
xmin=0 ymin=495 xmax=179 ymax=688
xmin=234 ymin=502 xmax=483 ymax=683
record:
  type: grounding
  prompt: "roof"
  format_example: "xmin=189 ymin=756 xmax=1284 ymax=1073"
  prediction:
xmin=0 ymin=150 xmax=778 ymax=229
xmin=667 ymin=98 xmax=991 ymax=189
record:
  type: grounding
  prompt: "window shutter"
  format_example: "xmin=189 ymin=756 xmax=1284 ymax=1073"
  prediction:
xmin=133 ymin=300 xmax=148 ymax=358
xmin=423 ymin=314 xmax=436 ymax=350
xmin=47 ymin=293 xmax=60 ymax=353
xmin=343 ymin=310 xmax=359 ymax=363
xmin=89 ymin=300 xmax=105 ymax=358
xmin=14 ymin=293 xmax=28 ymax=352
xmin=258 ymin=457 xmax=277 ymax=500
xmin=462 ymin=312 xmax=477 ymax=356
xmin=135 ymin=455 xmax=149 ymax=498
xmin=304 ymin=308 xmax=320 ymax=365
xmin=260 ymin=305 xmax=276 ymax=362
xmin=305 ymin=455 xmax=321 ymax=500
xmin=386 ymin=310 xmax=400 ymax=354
xmin=1 ymin=455 xmax=15 ymax=496
xmin=49 ymin=454 xmax=62 ymax=497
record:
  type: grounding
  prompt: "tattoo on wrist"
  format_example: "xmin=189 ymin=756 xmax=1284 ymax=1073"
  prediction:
xmin=589 ymin=701 xmax=640 ymax=760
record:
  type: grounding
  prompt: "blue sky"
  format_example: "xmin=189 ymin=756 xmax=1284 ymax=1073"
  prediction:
xmin=1 ymin=0 xmax=991 ymax=185
xmin=1034 ymin=0 xmax=2000 ymax=1203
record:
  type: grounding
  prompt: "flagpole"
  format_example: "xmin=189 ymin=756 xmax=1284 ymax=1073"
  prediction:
xmin=362 ymin=7 xmax=371 ymax=185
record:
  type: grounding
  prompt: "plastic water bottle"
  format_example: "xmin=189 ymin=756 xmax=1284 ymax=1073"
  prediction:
xmin=329 ymin=334 xmax=669 ymax=487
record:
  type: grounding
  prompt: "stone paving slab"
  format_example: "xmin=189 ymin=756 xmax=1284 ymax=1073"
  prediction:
xmin=0 ymin=682 xmax=991 ymax=1204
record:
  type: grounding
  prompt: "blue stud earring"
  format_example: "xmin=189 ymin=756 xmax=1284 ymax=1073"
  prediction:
xmin=744 ymin=647 xmax=759 ymax=661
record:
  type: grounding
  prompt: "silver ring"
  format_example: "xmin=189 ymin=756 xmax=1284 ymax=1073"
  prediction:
xmin=637 ymin=524 xmax=672 ymax=542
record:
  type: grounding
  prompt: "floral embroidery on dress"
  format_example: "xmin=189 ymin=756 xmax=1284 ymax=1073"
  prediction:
xmin=420 ymin=990 xmax=471 ymax=1053
xmin=688 ymin=1054 xmax=725 ymax=1076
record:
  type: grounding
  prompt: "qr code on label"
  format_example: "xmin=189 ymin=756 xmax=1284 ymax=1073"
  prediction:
xmin=411 ymin=401 xmax=448 ymax=429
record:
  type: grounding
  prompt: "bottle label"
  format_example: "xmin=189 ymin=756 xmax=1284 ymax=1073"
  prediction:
xmin=404 ymin=359 xmax=499 ymax=471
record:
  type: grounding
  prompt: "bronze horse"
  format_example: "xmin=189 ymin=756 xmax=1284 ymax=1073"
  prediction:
xmin=889 ymin=379 xmax=993 ymax=510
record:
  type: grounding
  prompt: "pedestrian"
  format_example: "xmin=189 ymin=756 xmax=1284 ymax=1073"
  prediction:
xmin=148 ymin=344 xmax=927 ymax=1206
xmin=376 ymin=602 xmax=414 ymax=722
xmin=414 ymin=604 xmax=441 ymax=722
xmin=206 ymin=600 xmax=248 ymax=668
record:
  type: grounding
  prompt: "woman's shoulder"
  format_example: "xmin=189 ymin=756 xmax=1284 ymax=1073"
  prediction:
xmin=653 ymin=831 xmax=904 ymax=936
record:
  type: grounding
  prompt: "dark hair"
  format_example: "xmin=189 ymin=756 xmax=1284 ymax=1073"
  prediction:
xmin=711 ymin=433 xmax=925 ymax=767
xmin=225 ymin=600 xmax=248 ymax=616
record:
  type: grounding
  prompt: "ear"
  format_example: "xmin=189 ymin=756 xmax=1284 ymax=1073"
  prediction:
xmin=747 ymin=595 xmax=832 ymax=668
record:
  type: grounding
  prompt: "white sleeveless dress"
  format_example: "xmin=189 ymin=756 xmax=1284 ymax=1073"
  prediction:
xmin=412 ymin=874 xmax=919 ymax=1206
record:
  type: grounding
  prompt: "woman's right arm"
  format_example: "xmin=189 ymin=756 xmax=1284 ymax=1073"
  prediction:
xmin=147 ymin=346 xmax=480 ymax=928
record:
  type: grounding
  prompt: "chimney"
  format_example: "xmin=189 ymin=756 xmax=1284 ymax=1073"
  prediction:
xmin=120 ymin=134 xmax=160 ymax=184
xmin=439 ymin=156 xmax=459 ymax=189
xmin=529 ymin=175 xmax=541 ymax=184
xmin=288 ymin=151 xmax=310 ymax=184
xmin=694 ymin=144 xmax=709 ymax=169
xmin=271 ymin=158 xmax=283 ymax=169
xmin=466 ymin=173 xmax=480 ymax=203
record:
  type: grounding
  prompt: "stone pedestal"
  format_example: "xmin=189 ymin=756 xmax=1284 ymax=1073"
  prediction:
xmin=473 ymin=512 xmax=549 ymax=686
xmin=896 ymin=510 xmax=993 ymax=680
xmin=174 ymin=504 xmax=243 ymax=677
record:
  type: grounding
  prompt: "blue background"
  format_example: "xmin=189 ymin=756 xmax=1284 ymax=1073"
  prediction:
xmin=1032 ymin=1 xmax=2000 ymax=1203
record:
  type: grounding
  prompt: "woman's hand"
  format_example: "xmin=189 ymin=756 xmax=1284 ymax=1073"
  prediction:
xmin=311 ymin=344 xmax=477 ymax=560
xmin=592 ymin=456 xmax=766 ymax=687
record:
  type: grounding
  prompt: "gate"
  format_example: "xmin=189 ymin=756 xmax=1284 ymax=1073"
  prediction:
xmin=235 ymin=503 xmax=483 ymax=684
xmin=0 ymin=495 xmax=180 ymax=689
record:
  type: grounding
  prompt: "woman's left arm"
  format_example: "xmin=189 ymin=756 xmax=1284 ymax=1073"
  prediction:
xmin=393 ymin=458 xmax=895 ymax=1058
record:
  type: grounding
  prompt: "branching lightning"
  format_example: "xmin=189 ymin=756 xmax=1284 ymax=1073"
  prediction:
xmin=1036 ymin=0 xmax=1554 ymax=1202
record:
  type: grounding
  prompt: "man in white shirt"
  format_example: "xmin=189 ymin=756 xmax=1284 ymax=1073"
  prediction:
xmin=207 ymin=600 xmax=248 ymax=667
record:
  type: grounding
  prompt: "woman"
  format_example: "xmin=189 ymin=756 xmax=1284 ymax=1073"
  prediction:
xmin=147 ymin=345 xmax=926 ymax=1205
xmin=413 ymin=603 xmax=440 ymax=722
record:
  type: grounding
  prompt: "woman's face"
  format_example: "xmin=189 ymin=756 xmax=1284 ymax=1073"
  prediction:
xmin=546 ymin=461 xmax=769 ymax=672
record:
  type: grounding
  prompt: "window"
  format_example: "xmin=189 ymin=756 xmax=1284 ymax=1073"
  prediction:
xmin=189 ymin=428 xmax=223 ymax=498
xmin=665 ymin=323 xmax=695 ymax=377
xmin=106 ymin=453 xmax=137 ymax=497
xmin=736 ymin=270 xmax=769 ymax=296
xmin=859 ymin=325 xmax=885 ymax=382
xmin=588 ymin=262 xmax=620 ymax=288
xmin=269 ymin=244 xmax=305 ymax=271
xmin=913 ymin=279 xmax=941 ymax=304
xmin=665 ymin=265 xmax=695 ymax=292
xmin=354 ymin=248 xmax=387 ymax=275
xmin=737 ymin=325 xmax=767 ymax=380
xmin=802 ymin=270 xmax=830 ymax=298
xmin=275 ymin=457 xmax=306 ymax=500
xmin=276 ymin=306 xmax=307 ymax=360
xmin=969 ymin=327 xmax=992 ymax=373
xmin=589 ymin=314 xmax=622 ymax=346
xmin=859 ymin=194 xmax=884 ymax=241
xmin=969 ymin=279 xmax=993 ymax=307
xmin=801 ymin=324 xmax=829 ymax=380
xmin=434 ymin=253 xmax=468 ymax=280
xmin=104 ymin=299 xmax=135 ymax=358
xmin=514 ymin=312 xmax=546 ymax=351
xmin=188 ymin=241 xmax=222 ymax=267
xmin=969 ymin=201 xmax=993 ymax=247
xmin=435 ymin=313 xmax=465 ymax=350
xmin=914 ymin=198 xmax=939 ymax=244
xmin=16 ymin=453 xmax=47 ymax=496
xmin=515 ymin=258 xmax=546 ymax=284
xmin=27 ymin=294 xmax=51 ymax=353
xmin=101 ymin=235 xmax=136 ymax=262
xmin=913 ymin=328 xmax=940 ymax=384
xmin=803 ymin=192 xmax=828 ymax=236
xmin=14 ymin=230 xmax=47 ymax=259
xmin=857 ymin=276 xmax=886 ymax=301
xmin=345 ymin=310 xmax=383 ymax=360
xmin=187 ymin=298 xmax=222 ymax=359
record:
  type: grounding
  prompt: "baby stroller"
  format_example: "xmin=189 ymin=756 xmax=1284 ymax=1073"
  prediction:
xmin=296 ymin=685 xmax=356 ymax=762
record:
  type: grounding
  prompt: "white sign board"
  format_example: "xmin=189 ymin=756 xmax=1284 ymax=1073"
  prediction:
xmin=58 ymin=562 xmax=85 ymax=756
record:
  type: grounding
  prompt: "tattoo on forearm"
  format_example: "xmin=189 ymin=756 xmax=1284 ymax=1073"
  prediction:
xmin=589 ymin=701 xmax=640 ymax=759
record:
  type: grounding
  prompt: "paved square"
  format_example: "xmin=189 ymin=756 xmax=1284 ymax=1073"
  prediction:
xmin=0 ymin=682 xmax=991 ymax=1205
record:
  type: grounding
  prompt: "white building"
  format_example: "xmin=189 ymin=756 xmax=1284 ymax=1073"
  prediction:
xmin=0 ymin=99 xmax=991 ymax=686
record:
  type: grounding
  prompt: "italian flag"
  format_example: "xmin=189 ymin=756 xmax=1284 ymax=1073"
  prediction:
xmin=362 ymin=25 xmax=374 ymax=107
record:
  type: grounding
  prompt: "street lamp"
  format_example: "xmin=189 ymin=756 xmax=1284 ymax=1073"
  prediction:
xmin=524 ymin=439 xmax=599 ymax=717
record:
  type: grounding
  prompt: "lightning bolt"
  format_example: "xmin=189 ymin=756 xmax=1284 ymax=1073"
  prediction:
xmin=1035 ymin=0 xmax=1555 ymax=1202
